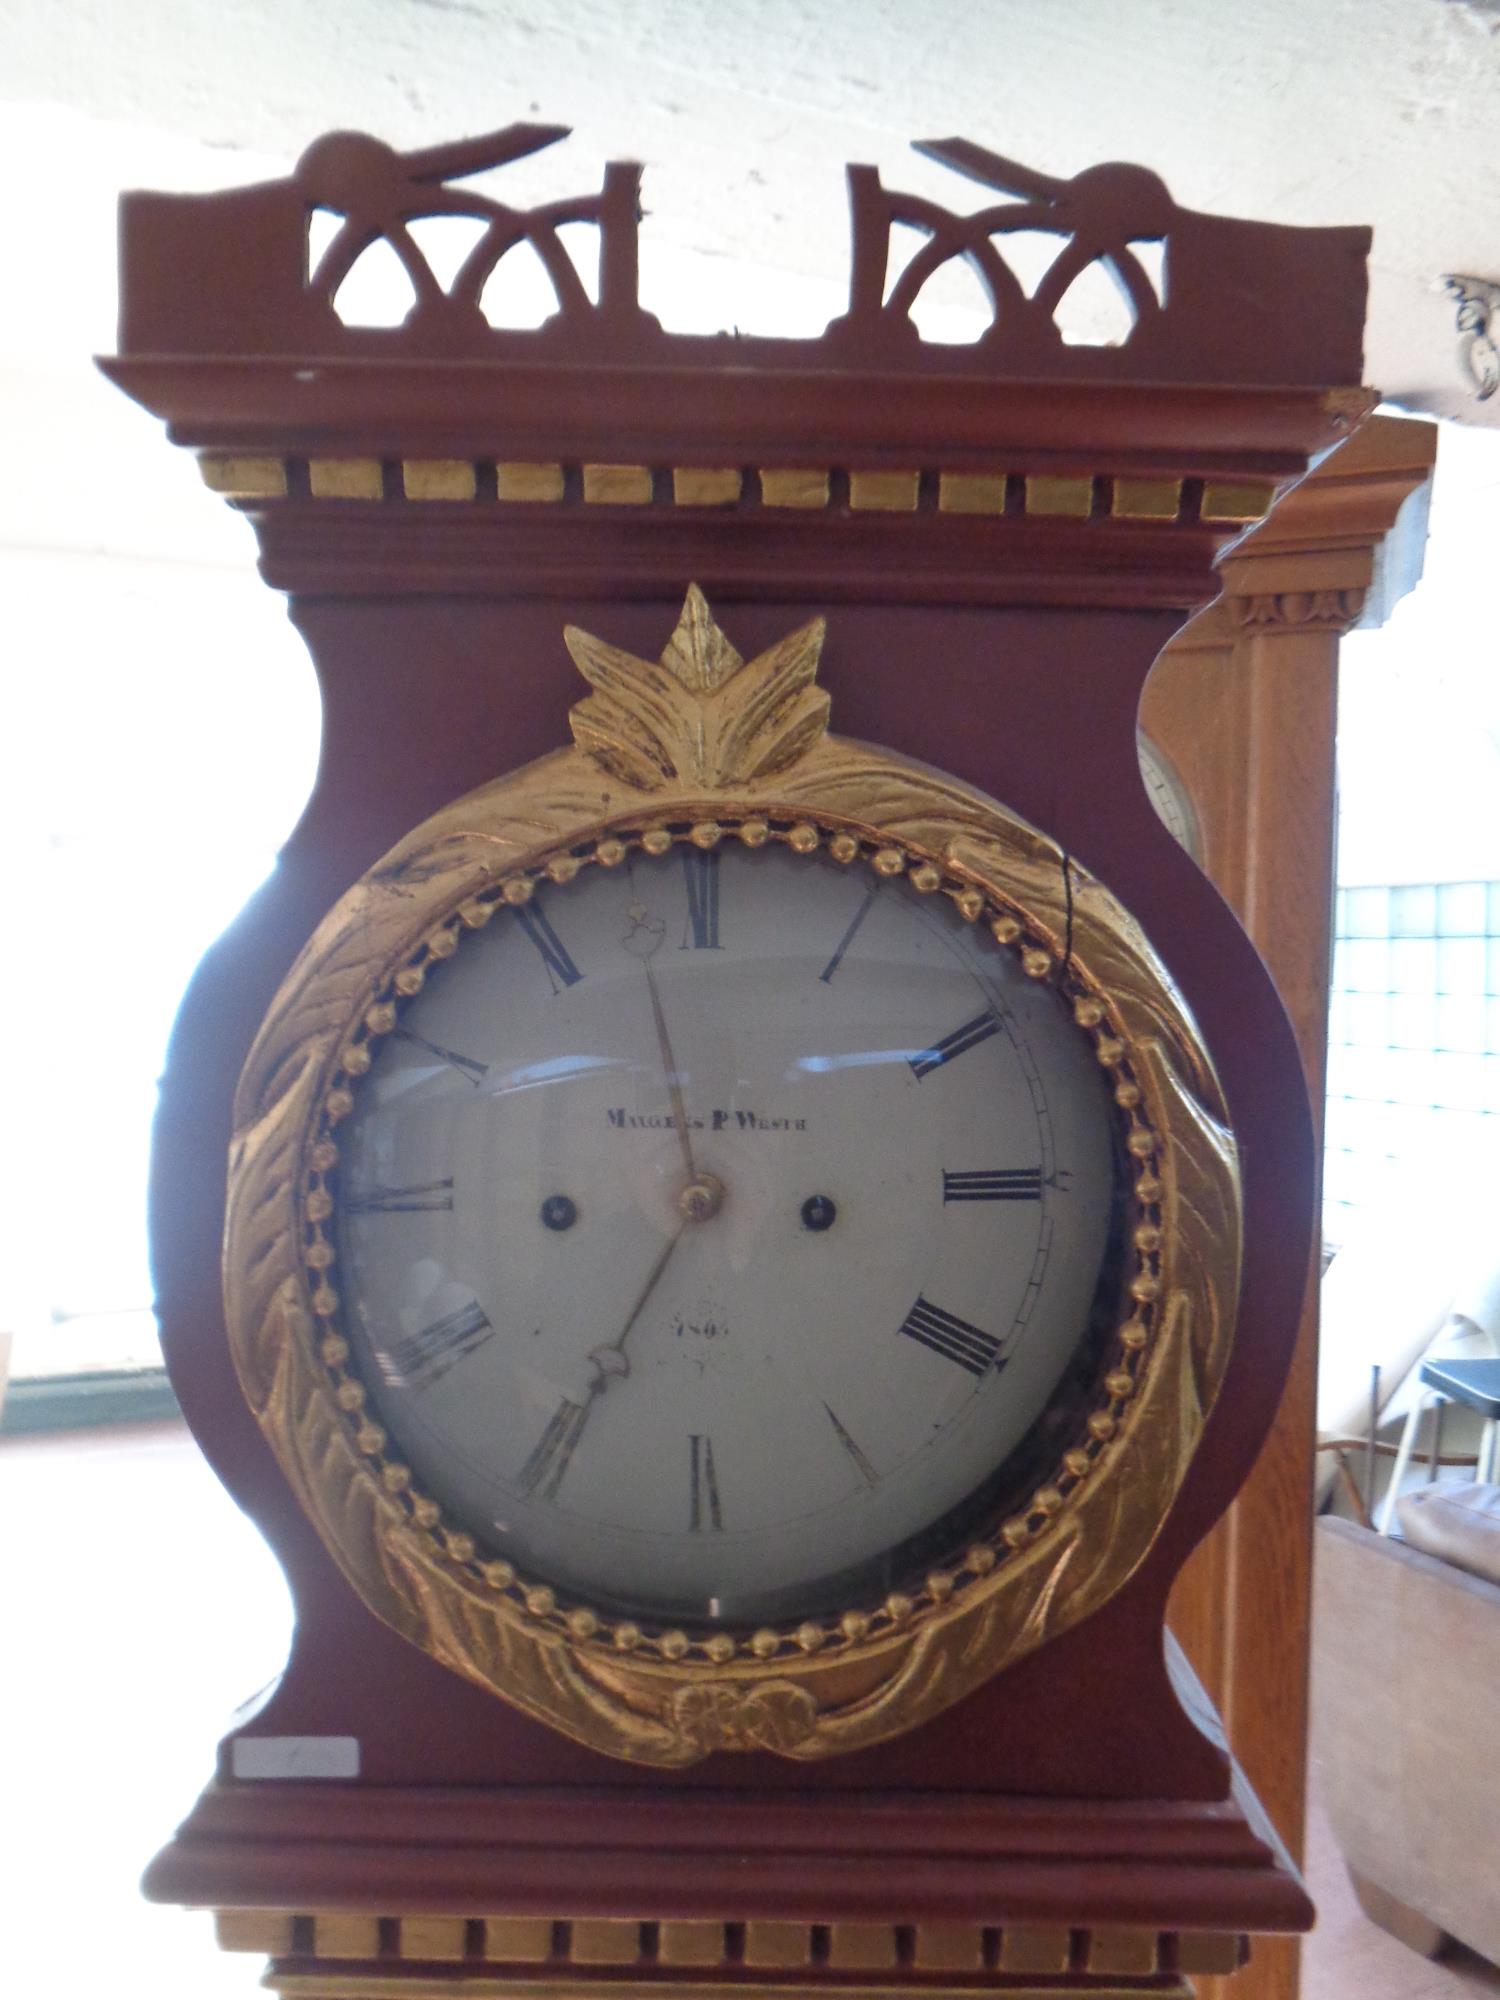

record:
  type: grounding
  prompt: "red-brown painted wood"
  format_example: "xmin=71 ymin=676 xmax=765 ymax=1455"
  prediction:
xmin=139 ymin=590 xmax=1308 ymax=1901
xmin=113 ymin=127 xmax=1367 ymax=387
xmin=106 ymin=122 xmax=1363 ymax=1944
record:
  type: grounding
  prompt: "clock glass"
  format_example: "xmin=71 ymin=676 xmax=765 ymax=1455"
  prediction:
xmin=334 ymin=832 xmax=1121 ymax=1628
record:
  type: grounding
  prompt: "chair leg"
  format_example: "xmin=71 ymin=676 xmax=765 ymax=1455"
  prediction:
xmin=1346 ymin=1867 xmax=1448 ymax=1958
xmin=1377 ymin=1394 xmax=1428 ymax=1534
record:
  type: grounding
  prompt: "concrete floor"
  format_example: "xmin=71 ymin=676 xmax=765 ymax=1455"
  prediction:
xmin=2 ymin=1418 xmax=1495 ymax=1997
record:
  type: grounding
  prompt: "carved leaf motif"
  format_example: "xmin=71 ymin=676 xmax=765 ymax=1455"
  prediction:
xmin=660 ymin=582 xmax=744 ymax=693
xmin=225 ymin=1045 xmax=327 ymax=1412
xmin=566 ymin=585 xmax=830 ymax=790
xmin=778 ymin=764 xmax=1027 ymax=860
xmin=373 ymin=1521 xmax=694 ymax=1763
xmin=670 ymin=1679 xmax=818 ymax=1755
xmin=1139 ymin=1035 xmax=1239 ymax=1413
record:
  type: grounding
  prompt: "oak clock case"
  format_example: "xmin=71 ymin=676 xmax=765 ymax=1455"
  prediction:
xmin=227 ymin=588 xmax=1240 ymax=1766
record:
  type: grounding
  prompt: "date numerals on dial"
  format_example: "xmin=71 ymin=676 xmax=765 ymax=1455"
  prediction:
xmin=392 ymin=1029 xmax=488 ymax=1086
xmin=680 ymin=849 xmax=722 ymax=950
xmin=688 ymin=1433 xmax=724 ymax=1531
xmin=909 ymin=1010 xmax=1001 ymax=1079
xmin=346 ymin=1178 xmax=455 ymax=1214
xmin=514 ymin=901 xmax=584 ymax=993
xmin=516 ymin=1397 xmax=589 ymax=1501
xmin=899 ymin=1295 xmax=1004 ymax=1379
xmin=374 ymin=1300 xmax=494 ymax=1393
xmin=942 ymin=1167 xmax=1042 ymax=1202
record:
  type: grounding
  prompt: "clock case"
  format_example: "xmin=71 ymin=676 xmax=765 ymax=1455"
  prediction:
xmin=103 ymin=126 xmax=1372 ymax=1995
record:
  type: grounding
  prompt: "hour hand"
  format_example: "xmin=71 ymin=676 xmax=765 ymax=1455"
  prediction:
xmin=586 ymin=1344 xmax=631 ymax=1388
xmin=514 ymin=1223 xmax=687 ymax=1500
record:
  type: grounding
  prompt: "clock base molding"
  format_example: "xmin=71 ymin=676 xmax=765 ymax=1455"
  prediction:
xmin=145 ymin=1761 xmax=1308 ymax=1936
xmin=261 ymin=1982 xmax=1203 ymax=2000
xmin=153 ymin=1764 xmax=1296 ymax=2000
xmin=212 ymin=1909 xmax=1245 ymax=1999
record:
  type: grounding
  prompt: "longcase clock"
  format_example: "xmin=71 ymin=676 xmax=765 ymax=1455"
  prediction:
xmin=102 ymin=120 xmax=1374 ymax=2000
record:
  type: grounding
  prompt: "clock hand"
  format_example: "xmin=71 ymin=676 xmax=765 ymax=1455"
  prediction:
xmin=517 ymin=1218 xmax=693 ymax=1502
xmin=642 ymin=961 xmax=698 ymax=1183
xmin=583 ymin=1217 xmax=688 ymax=1397
xmin=519 ymin=1178 xmax=727 ymax=1499
xmin=578 ymin=1149 xmax=726 ymax=1402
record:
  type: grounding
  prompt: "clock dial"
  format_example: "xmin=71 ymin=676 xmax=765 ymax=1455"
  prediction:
xmin=1137 ymin=729 xmax=1202 ymax=859
xmin=337 ymin=838 xmax=1118 ymax=1627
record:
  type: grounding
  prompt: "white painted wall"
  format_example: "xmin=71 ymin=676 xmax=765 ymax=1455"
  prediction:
xmin=4 ymin=0 xmax=1500 ymax=420
xmin=1338 ymin=419 xmax=1500 ymax=886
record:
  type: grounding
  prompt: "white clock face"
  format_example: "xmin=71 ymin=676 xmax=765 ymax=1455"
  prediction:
xmin=337 ymin=840 xmax=1118 ymax=1626
xmin=1137 ymin=730 xmax=1202 ymax=859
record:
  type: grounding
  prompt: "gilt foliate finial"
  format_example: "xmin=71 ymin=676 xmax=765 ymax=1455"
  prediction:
xmin=564 ymin=586 xmax=830 ymax=791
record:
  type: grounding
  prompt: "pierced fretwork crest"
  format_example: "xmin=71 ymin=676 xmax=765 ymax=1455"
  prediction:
xmin=114 ymin=123 xmax=1369 ymax=387
xmin=837 ymin=139 xmax=1173 ymax=356
xmin=297 ymin=125 xmax=654 ymax=348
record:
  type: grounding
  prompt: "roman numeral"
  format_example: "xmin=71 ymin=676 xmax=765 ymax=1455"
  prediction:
xmin=513 ymin=901 xmax=584 ymax=993
xmin=819 ymin=880 xmax=877 ymax=983
xmin=680 ymin=848 xmax=721 ymax=949
xmin=392 ymin=1028 xmax=487 ymax=1085
xmin=823 ymin=1402 xmax=879 ymax=1488
xmin=898 ymin=1296 xmax=1003 ymax=1378
xmin=942 ymin=1168 xmax=1043 ymax=1202
xmin=908 ymin=1010 xmax=1001 ymax=1079
xmin=689 ymin=1434 xmax=723 ymax=1531
xmin=375 ymin=1300 xmax=493 ymax=1392
xmin=345 ymin=1178 xmax=455 ymax=1214
xmin=516 ymin=1397 xmax=588 ymax=1501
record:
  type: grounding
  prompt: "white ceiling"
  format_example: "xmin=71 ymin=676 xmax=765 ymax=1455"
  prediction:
xmin=5 ymin=0 xmax=1500 ymax=422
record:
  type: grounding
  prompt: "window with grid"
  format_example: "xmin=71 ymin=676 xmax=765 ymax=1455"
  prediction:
xmin=1325 ymin=880 xmax=1500 ymax=1239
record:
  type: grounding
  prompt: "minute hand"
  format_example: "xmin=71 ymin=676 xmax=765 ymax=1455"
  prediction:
xmin=643 ymin=963 xmax=697 ymax=1181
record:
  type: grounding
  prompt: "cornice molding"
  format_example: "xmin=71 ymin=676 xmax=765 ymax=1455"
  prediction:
xmin=1226 ymin=586 xmax=1366 ymax=633
xmin=1163 ymin=414 xmax=1435 ymax=654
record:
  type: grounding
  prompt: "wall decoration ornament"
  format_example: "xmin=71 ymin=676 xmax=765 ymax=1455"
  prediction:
xmin=1444 ymin=274 xmax=1500 ymax=401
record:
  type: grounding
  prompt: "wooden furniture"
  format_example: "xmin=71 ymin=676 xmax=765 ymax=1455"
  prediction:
xmin=102 ymin=122 xmax=1374 ymax=2000
xmin=1315 ymin=1506 xmax=1500 ymax=1967
xmin=1148 ymin=413 xmax=1439 ymax=2000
